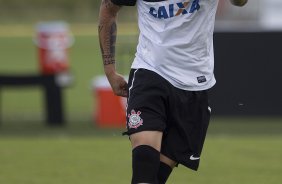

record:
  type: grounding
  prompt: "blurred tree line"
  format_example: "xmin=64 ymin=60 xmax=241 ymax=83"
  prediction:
xmin=0 ymin=0 xmax=136 ymax=23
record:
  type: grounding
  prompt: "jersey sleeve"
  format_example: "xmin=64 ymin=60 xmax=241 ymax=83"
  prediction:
xmin=111 ymin=0 xmax=137 ymax=6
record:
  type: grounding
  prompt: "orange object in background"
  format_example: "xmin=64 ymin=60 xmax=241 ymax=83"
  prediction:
xmin=94 ymin=76 xmax=127 ymax=128
xmin=35 ymin=21 xmax=73 ymax=75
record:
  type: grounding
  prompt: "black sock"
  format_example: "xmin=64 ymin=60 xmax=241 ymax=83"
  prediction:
xmin=157 ymin=161 xmax=173 ymax=184
xmin=131 ymin=145 xmax=160 ymax=184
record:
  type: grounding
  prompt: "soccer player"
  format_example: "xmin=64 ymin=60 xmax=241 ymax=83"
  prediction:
xmin=98 ymin=0 xmax=248 ymax=183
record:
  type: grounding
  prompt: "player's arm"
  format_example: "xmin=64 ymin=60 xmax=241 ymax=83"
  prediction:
xmin=230 ymin=0 xmax=248 ymax=6
xmin=98 ymin=0 xmax=127 ymax=97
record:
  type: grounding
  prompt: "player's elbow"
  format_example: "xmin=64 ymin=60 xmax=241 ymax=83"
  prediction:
xmin=230 ymin=0 xmax=248 ymax=7
xmin=99 ymin=0 xmax=121 ymax=18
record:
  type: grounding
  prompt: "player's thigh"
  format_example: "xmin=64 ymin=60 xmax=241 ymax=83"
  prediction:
xmin=130 ymin=131 xmax=163 ymax=151
xmin=160 ymin=153 xmax=177 ymax=168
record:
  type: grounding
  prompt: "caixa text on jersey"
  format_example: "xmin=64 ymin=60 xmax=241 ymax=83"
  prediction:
xmin=149 ymin=0 xmax=201 ymax=19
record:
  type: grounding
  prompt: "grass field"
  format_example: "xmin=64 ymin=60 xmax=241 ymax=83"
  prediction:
xmin=0 ymin=123 xmax=281 ymax=184
xmin=0 ymin=25 xmax=281 ymax=184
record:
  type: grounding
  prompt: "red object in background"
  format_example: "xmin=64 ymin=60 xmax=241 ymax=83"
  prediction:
xmin=94 ymin=76 xmax=127 ymax=128
xmin=35 ymin=22 xmax=73 ymax=75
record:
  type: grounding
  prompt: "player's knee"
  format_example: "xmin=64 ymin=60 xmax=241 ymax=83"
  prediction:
xmin=131 ymin=145 xmax=160 ymax=184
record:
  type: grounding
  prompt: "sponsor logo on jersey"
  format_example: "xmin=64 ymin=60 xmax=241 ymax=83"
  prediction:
xmin=149 ymin=0 xmax=200 ymax=19
xmin=128 ymin=110 xmax=143 ymax=129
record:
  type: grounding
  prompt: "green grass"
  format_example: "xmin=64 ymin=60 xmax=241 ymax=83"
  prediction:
xmin=0 ymin=134 xmax=281 ymax=184
xmin=0 ymin=137 xmax=131 ymax=184
xmin=0 ymin=117 xmax=281 ymax=184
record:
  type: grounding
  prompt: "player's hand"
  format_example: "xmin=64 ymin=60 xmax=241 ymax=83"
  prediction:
xmin=106 ymin=70 xmax=128 ymax=97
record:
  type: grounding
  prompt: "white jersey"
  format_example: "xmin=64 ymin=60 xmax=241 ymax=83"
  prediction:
xmin=132 ymin=0 xmax=219 ymax=91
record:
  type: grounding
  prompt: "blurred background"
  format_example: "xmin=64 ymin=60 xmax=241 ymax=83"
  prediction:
xmin=0 ymin=0 xmax=281 ymax=184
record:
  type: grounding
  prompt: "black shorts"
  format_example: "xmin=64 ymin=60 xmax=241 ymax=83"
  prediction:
xmin=124 ymin=69 xmax=211 ymax=171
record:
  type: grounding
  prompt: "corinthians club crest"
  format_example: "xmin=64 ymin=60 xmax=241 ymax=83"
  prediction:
xmin=128 ymin=110 xmax=143 ymax=129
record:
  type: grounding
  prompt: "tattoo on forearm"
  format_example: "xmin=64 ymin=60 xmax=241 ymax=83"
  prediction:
xmin=99 ymin=22 xmax=117 ymax=65
xmin=99 ymin=0 xmax=119 ymax=65
xmin=102 ymin=0 xmax=113 ymax=8
xmin=102 ymin=54 xmax=115 ymax=65
xmin=110 ymin=22 xmax=117 ymax=59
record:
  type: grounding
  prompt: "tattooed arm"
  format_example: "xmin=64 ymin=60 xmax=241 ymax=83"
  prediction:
xmin=98 ymin=0 xmax=128 ymax=97
xmin=230 ymin=0 xmax=248 ymax=6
